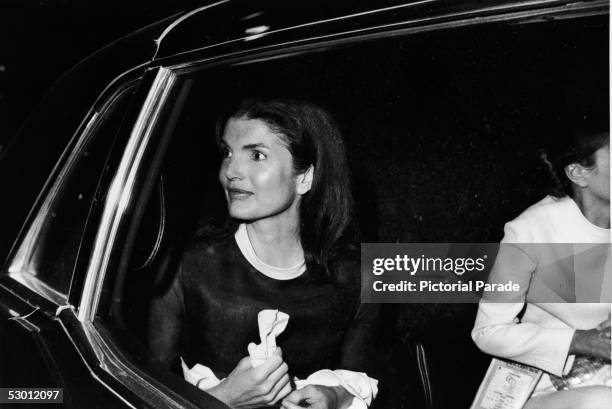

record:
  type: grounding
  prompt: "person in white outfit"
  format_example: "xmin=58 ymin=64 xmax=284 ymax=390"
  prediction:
xmin=472 ymin=117 xmax=611 ymax=409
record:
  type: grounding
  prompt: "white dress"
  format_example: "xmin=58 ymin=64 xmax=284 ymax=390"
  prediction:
xmin=472 ymin=195 xmax=611 ymax=395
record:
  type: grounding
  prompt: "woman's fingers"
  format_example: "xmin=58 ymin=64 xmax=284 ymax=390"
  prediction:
xmin=235 ymin=356 xmax=255 ymax=372
xmin=247 ymin=348 xmax=291 ymax=404
xmin=283 ymin=387 xmax=309 ymax=405
xmin=571 ymin=326 xmax=612 ymax=359
xmin=269 ymin=374 xmax=292 ymax=404
xmin=255 ymin=365 xmax=289 ymax=405
xmin=254 ymin=348 xmax=285 ymax=380
xmin=253 ymin=352 xmax=288 ymax=395
xmin=264 ymin=353 xmax=289 ymax=381
xmin=281 ymin=400 xmax=304 ymax=409
xmin=211 ymin=349 xmax=293 ymax=408
xmin=259 ymin=370 xmax=290 ymax=399
xmin=267 ymin=361 xmax=289 ymax=385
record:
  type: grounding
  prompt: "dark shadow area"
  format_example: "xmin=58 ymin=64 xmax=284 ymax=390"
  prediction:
xmin=0 ymin=0 xmax=197 ymax=150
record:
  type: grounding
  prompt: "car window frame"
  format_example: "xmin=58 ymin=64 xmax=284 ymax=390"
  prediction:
xmin=152 ymin=0 xmax=608 ymax=71
xmin=67 ymin=5 xmax=608 ymax=409
xmin=4 ymin=78 xmax=143 ymax=309
xmin=60 ymin=66 xmax=229 ymax=409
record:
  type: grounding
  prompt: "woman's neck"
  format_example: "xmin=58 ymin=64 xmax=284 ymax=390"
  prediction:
xmin=245 ymin=211 xmax=304 ymax=268
xmin=572 ymin=192 xmax=610 ymax=229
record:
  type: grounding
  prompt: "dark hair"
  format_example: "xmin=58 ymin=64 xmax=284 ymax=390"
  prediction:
xmin=542 ymin=114 xmax=609 ymax=197
xmin=216 ymin=98 xmax=357 ymax=277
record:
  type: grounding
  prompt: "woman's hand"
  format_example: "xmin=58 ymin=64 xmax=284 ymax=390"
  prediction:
xmin=207 ymin=348 xmax=292 ymax=408
xmin=569 ymin=316 xmax=611 ymax=360
xmin=281 ymin=385 xmax=353 ymax=409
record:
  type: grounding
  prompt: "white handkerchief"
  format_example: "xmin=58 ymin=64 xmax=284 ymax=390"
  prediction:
xmin=182 ymin=309 xmax=290 ymax=389
xmin=295 ymin=369 xmax=379 ymax=409
xmin=181 ymin=357 xmax=222 ymax=390
xmin=181 ymin=308 xmax=377 ymax=408
xmin=248 ymin=309 xmax=290 ymax=367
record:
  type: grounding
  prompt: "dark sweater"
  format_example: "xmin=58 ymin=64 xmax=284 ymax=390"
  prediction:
xmin=148 ymin=237 xmax=378 ymax=379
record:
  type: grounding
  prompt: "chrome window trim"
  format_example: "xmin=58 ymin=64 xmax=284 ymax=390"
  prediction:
xmin=157 ymin=0 xmax=609 ymax=70
xmin=7 ymin=83 xmax=138 ymax=304
xmin=8 ymin=273 xmax=67 ymax=306
xmin=162 ymin=0 xmax=607 ymax=72
xmin=156 ymin=0 xmax=438 ymax=55
xmin=71 ymin=67 xmax=207 ymax=409
xmin=83 ymin=320 xmax=188 ymax=409
xmin=416 ymin=342 xmax=434 ymax=409
xmin=8 ymin=112 xmax=99 ymax=277
xmin=78 ymin=68 xmax=176 ymax=322
xmin=57 ymin=310 xmax=138 ymax=409
xmin=152 ymin=0 xmax=231 ymax=60
xmin=58 ymin=306 xmax=196 ymax=409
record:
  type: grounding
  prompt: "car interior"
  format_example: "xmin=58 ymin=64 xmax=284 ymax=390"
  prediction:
xmin=95 ymin=14 xmax=607 ymax=409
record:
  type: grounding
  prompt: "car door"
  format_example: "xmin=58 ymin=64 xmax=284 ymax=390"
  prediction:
xmin=0 ymin=75 xmax=145 ymax=407
xmin=0 ymin=61 xmax=230 ymax=408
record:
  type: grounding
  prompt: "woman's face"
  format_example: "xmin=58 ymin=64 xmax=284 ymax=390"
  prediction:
xmin=586 ymin=145 xmax=610 ymax=203
xmin=218 ymin=117 xmax=303 ymax=222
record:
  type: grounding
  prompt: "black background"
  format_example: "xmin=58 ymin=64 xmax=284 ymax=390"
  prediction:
xmin=0 ymin=0 xmax=198 ymax=150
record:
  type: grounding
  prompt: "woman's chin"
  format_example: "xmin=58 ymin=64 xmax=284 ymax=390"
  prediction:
xmin=228 ymin=207 xmax=256 ymax=221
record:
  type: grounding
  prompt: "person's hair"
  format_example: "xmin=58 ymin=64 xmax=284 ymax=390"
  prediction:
xmin=215 ymin=97 xmax=357 ymax=277
xmin=541 ymin=114 xmax=609 ymax=197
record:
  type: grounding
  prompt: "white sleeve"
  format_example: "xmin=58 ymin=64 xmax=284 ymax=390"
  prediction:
xmin=472 ymin=223 xmax=575 ymax=377
xmin=472 ymin=302 xmax=575 ymax=376
xmin=294 ymin=369 xmax=378 ymax=409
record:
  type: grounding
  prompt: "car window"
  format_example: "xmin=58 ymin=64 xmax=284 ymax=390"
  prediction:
xmin=7 ymin=84 xmax=138 ymax=298
xmin=85 ymin=14 xmax=607 ymax=409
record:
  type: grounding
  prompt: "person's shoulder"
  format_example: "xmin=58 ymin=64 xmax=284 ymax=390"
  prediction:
xmin=502 ymin=195 xmax=572 ymax=242
xmin=518 ymin=195 xmax=570 ymax=219
xmin=181 ymin=234 xmax=238 ymax=272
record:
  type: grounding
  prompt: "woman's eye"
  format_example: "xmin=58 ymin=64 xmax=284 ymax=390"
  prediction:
xmin=251 ymin=151 xmax=267 ymax=161
xmin=221 ymin=148 xmax=232 ymax=159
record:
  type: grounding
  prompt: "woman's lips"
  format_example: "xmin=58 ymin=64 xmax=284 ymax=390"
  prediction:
xmin=227 ymin=187 xmax=253 ymax=200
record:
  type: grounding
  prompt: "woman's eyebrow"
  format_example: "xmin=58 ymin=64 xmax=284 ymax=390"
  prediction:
xmin=242 ymin=142 xmax=268 ymax=150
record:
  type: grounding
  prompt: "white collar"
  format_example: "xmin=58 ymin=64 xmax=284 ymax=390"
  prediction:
xmin=234 ymin=223 xmax=306 ymax=280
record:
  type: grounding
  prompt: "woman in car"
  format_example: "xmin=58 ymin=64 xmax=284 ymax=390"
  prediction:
xmin=472 ymin=116 xmax=611 ymax=409
xmin=149 ymin=98 xmax=378 ymax=409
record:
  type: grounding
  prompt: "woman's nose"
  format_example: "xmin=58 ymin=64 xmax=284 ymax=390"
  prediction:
xmin=223 ymin=157 xmax=243 ymax=181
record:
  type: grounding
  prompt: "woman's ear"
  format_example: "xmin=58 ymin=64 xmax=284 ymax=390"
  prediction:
xmin=296 ymin=165 xmax=314 ymax=195
xmin=565 ymin=163 xmax=589 ymax=188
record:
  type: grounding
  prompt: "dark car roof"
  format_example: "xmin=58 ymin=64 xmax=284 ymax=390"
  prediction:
xmin=152 ymin=0 xmax=608 ymax=61
xmin=0 ymin=14 xmax=179 ymax=264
